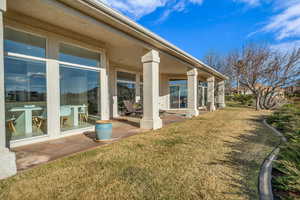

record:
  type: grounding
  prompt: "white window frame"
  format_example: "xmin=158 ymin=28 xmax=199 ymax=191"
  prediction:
xmin=58 ymin=42 xmax=102 ymax=133
xmin=4 ymin=26 xmax=50 ymax=144
xmin=58 ymin=42 xmax=101 ymax=72
xmin=168 ymin=79 xmax=188 ymax=110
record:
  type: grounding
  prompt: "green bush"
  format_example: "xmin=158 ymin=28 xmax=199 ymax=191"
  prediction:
xmin=268 ymin=103 xmax=300 ymax=199
xmin=225 ymin=95 xmax=233 ymax=101
xmin=267 ymin=104 xmax=300 ymax=136
xmin=232 ymin=94 xmax=253 ymax=106
xmin=272 ymin=134 xmax=300 ymax=200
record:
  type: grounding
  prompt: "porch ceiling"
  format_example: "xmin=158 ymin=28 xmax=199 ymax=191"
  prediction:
xmin=6 ymin=0 xmax=218 ymax=78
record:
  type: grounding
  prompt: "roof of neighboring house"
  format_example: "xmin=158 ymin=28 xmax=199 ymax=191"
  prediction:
xmin=81 ymin=0 xmax=228 ymax=80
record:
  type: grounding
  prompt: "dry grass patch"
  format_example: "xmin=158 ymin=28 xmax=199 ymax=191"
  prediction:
xmin=0 ymin=107 xmax=280 ymax=200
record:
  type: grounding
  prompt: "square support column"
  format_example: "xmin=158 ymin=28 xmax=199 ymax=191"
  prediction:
xmin=187 ymin=68 xmax=199 ymax=117
xmin=46 ymin=37 xmax=60 ymax=138
xmin=109 ymin=66 xmax=119 ymax=118
xmin=140 ymin=50 xmax=162 ymax=130
xmin=0 ymin=1 xmax=17 ymax=179
xmin=159 ymin=74 xmax=170 ymax=110
xmin=217 ymin=80 xmax=226 ymax=108
xmin=99 ymin=52 xmax=110 ymax=120
xmin=207 ymin=76 xmax=216 ymax=111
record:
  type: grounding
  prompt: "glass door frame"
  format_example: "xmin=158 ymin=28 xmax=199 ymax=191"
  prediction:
xmin=58 ymin=42 xmax=102 ymax=134
xmin=169 ymin=84 xmax=180 ymax=109
xmin=116 ymin=69 xmax=138 ymax=115
xmin=4 ymin=26 xmax=49 ymax=143
xmin=169 ymin=80 xmax=188 ymax=109
xmin=3 ymin=24 xmax=107 ymax=147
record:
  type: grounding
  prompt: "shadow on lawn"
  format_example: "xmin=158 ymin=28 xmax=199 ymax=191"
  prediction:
xmin=209 ymin=116 xmax=279 ymax=199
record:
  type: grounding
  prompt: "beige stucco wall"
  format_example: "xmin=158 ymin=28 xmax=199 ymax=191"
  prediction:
xmin=159 ymin=74 xmax=170 ymax=110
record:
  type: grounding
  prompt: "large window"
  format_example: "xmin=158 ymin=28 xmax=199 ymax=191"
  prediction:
xmin=59 ymin=43 xmax=100 ymax=132
xmin=4 ymin=28 xmax=47 ymax=141
xmin=169 ymin=79 xmax=187 ymax=109
xmin=117 ymin=71 xmax=136 ymax=113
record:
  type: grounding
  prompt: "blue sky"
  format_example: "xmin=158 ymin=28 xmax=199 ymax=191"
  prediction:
xmin=99 ymin=0 xmax=300 ymax=59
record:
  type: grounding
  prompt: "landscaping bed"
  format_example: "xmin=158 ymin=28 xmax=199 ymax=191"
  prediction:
xmin=267 ymin=100 xmax=300 ymax=200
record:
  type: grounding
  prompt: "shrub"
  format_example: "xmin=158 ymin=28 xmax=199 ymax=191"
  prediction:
xmin=268 ymin=103 xmax=300 ymax=199
xmin=232 ymin=94 xmax=253 ymax=106
xmin=225 ymin=95 xmax=233 ymax=101
xmin=272 ymin=134 xmax=300 ymax=200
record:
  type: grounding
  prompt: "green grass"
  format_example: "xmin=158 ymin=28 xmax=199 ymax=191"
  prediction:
xmin=267 ymin=101 xmax=300 ymax=200
xmin=0 ymin=107 xmax=280 ymax=200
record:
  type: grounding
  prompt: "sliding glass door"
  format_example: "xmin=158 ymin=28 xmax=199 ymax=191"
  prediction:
xmin=169 ymin=79 xmax=187 ymax=109
xmin=4 ymin=28 xmax=47 ymax=141
xmin=59 ymin=43 xmax=100 ymax=132
xmin=170 ymin=85 xmax=180 ymax=108
xmin=117 ymin=71 xmax=136 ymax=113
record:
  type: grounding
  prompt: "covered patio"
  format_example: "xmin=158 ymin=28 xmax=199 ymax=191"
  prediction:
xmin=0 ymin=0 xmax=227 ymax=179
xmin=13 ymin=112 xmax=188 ymax=171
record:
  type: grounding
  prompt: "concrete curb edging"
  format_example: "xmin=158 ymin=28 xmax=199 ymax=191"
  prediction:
xmin=263 ymin=120 xmax=287 ymax=143
xmin=259 ymin=120 xmax=287 ymax=200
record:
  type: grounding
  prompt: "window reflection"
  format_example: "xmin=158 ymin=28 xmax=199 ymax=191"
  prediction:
xmin=59 ymin=43 xmax=101 ymax=132
xmin=4 ymin=28 xmax=47 ymax=142
xmin=117 ymin=72 xmax=136 ymax=114
xmin=169 ymin=79 xmax=187 ymax=109
xmin=4 ymin=28 xmax=46 ymax=58
xmin=59 ymin=43 xmax=100 ymax=67
xmin=4 ymin=57 xmax=47 ymax=141
xmin=60 ymin=66 xmax=100 ymax=131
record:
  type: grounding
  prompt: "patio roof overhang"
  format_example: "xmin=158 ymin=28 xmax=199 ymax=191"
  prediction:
xmin=6 ymin=0 xmax=228 ymax=81
xmin=68 ymin=0 xmax=228 ymax=81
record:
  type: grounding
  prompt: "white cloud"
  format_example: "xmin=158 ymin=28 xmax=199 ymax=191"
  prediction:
xmin=263 ymin=1 xmax=300 ymax=40
xmin=270 ymin=40 xmax=300 ymax=52
xmin=233 ymin=0 xmax=260 ymax=7
xmin=98 ymin=0 xmax=203 ymax=20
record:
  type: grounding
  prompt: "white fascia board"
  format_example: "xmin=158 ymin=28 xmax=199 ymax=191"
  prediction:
xmin=80 ymin=0 xmax=228 ymax=80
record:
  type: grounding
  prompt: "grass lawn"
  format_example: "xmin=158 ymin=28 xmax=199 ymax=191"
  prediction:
xmin=0 ymin=106 xmax=280 ymax=200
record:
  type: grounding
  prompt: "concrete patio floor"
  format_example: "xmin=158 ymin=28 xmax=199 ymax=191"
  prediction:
xmin=12 ymin=112 xmax=188 ymax=171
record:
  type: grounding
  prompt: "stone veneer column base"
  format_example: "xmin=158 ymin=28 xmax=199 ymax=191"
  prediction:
xmin=140 ymin=118 xmax=162 ymax=130
xmin=217 ymin=103 xmax=226 ymax=108
xmin=0 ymin=148 xmax=17 ymax=179
xmin=208 ymin=102 xmax=216 ymax=112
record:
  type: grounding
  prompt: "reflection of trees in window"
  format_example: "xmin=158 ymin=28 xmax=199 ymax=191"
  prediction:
xmin=60 ymin=66 xmax=100 ymax=116
xmin=117 ymin=82 xmax=135 ymax=112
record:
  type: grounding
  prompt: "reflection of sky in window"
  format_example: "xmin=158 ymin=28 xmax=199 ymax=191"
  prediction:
xmin=118 ymin=82 xmax=135 ymax=89
xmin=117 ymin=71 xmax=136 ymax=82
xmin=59 ymin=53 xmax=99 ymax=67
xmin=60 ymin=65 xmax=99 ymax=94
xmin=169 ymin=80 xmax=187 ymax=96
xmin=4 ymin=56 xmax=46 ymax=93
xmin=198 ymin=81 xmax=208 ymax=87
xmin=5 ymin=40 xmax=45 ymax=58
xmin=59 ymin=43 xmax=100 ymax=67
xmin=169 ymin=79 xmax=187 ymax=86
xmin=4 ymin=28 xmax=46 ymax=58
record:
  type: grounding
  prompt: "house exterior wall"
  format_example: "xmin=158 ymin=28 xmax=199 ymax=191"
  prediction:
xmin=159 ymin=74 xmax=170 ymax=110
xmin=3 ymin=14 xmax=109 ymax=147
xmin=1 ymin=9 xmax=225 ymax=148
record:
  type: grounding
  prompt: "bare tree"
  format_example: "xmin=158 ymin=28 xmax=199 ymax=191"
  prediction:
xmin=228 ymin=44 xmax=300 ymax=110
xmin=203 ymin=51 xmax=234 ymax=95
xmin=203 ymin=50 xmax=225 ymax=72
